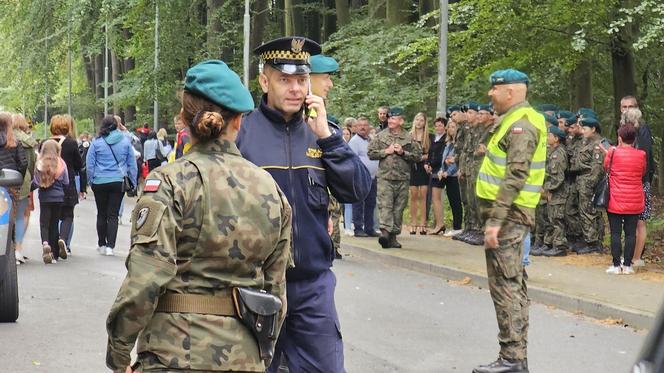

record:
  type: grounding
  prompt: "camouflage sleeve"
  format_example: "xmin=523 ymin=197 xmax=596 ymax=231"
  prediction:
xmin=569 ymin=143 xmax=592 ymax=173
xmin=367 ymin=137 xmax=387 ymax=160
xmin=106 ymin=171 xmax=180 ymax=371
xmin=486 ymin=120 xmax=539 ymax=227
xmin=544 ymin=151 xmax=567 ymax=192
xmin=261 ymin=185 xmax=293 ymax=327
xmin=401 ymin=138 xmax=422 ymax=163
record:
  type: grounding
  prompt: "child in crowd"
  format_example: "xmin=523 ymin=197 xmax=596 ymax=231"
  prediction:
xmin=33 ymin=139 xmax=69 ymax=264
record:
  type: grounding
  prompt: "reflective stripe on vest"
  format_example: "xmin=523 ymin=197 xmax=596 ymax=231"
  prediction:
xmin=475 ymin=106 xmax=547 ymax=208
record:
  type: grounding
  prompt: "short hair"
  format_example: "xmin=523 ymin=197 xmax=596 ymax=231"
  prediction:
xmin=50 ymin=115 xmax=71 ymax=136
xmin=433 ymin=116 xmax=447 ymax=126
xmin=618 ymin=123 xmax=637 ymax=144
xmin=621 ymin=95 xmax=639 ymax=106
xmin=357 ymin=115 xmax=370 ymax=123
xmin=378 ymin=106 xmax=389 ymax=112
xmin=12 ymin=113 xmax=29 ymax=132
xmin=621 ymin=108 xmax=642 ymax=126
xmin=343 ymin=117 xmax=357 ymax=128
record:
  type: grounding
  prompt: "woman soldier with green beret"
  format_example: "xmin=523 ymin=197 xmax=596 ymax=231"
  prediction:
xmin=106 ymin=60 xmax=292 ymax=373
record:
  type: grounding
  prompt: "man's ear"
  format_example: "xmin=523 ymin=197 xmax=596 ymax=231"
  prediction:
xmin=259 ymin=70 xmax=270 ymax=94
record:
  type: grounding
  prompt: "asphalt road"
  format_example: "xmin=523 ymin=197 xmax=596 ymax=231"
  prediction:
xmin=0 ymin=197 xmax=646 ymax=372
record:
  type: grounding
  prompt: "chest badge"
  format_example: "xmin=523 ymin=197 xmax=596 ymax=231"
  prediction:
xmin=135 ymin=207 xmax=150 ymax=230
xmin=306 ymin=148 xmax=323 ymax=159
xmin=144 ymin=179 xmax=161 ymax=192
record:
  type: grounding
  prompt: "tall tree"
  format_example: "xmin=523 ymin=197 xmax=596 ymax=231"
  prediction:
xmin=369 ymin=0 xmax=385 ymax=19
xmin=387 ymin=0 xmax=410 ymax=26
xmin=336 ymin=0 xmax=350 ymax=28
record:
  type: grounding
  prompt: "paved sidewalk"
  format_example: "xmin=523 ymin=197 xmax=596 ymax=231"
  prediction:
xmin=340 ymin=232 xmax=664 ymax=329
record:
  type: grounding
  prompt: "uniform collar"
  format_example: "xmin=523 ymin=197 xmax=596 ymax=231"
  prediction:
xmin=259 ymin=94 xmax=305 ymax=127
xmin=496 ymin=100 xmax=530 ymax=121
xmin=192 ymin=139 xmax=242 ymax=156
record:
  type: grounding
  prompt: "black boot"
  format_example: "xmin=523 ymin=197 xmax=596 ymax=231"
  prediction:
xmin=452 ymin=229 xmax=468 ymax=241
xmin=334 ymin=248 xmax=343 ymax=259
xmin=542 ymin=246 xmax=567 ymax=257
xmin=472 ymin=358 xmax=529 ymax=373
xmin=378 ymin=229 xmax=391 ymax=249
xmin=389 ymin=233 xmax=402 ymax=248
xmin=469 ymin=231 xmax=485 ymax=246
xmin=530 ymin=244 xmax=543 ymax=256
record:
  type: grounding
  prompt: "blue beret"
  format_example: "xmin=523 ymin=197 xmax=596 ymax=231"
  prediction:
xmin=549 ymin=125 xmax=566 ymax=139
xmin=577 ymin=108 xmax=598 ymax=120
xmin=543 ymin=113 xmax=558 ymax=126
xmin=556 ymin=110 xmax=575 ymax=120
xmin=537 ymin=104 xmax=561 ymax=113
xmin=310 ymin=55 xmax=339 ymax=74
xmin=579 ymin=116 xmax=600 ymax=129
xmin=490 ymin=69 xmax=529 ymax=86
xmin=465 ymin=101 xmax=480 ymax=112
xmin=184 ymin=60 xmax=255 ymax=113
xmin=478 ymin=104 xmax=494 ymax=114
xmin=388 ymin=107 xmax=405 ymax=117
xmin=564 ymin=116 xmax=578 ymax=127
xmin=446 ymin=105 xmax=462 ymax=118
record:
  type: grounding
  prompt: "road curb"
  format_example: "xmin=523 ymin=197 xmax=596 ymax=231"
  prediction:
xmin=341 ymin=243 xmax=656 ymax=330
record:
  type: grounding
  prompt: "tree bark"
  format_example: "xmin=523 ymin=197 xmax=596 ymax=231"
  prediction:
xmin=386 ymin=0 xmax=410 ymax=25
xmin=306 ymin=3 xmax=321 ymax=43
xmin=610 ymin=35 xmax=637 ymax=126
xmin=111 ymin=50 xmax=120 ymax=115
xmin=207 ymin=0 xmax=230 ymax=60
xmin=284 ymin=0 xmax=303 ymax=36
xmin=419 ymin=0 xmax=435 ymax=25
xmin=336 ymin=0 xmax=350 ymax=27
xmin=122 ymin=28 xmax=136 ymax=125
xmin=83 ymin=54 xmax=96 ymax=97
xmin=659 ymin=127 xmax=664 ymax=195
xmin=323 ymin=0 xmax=337 ymax=42
xmin=350 ymin=0 xmax=364 ymax=9
xmin=250 ymin=0 xmax=269 ymax=80
xmin=275 ymin=0 xmax=285 ymax=35
xmin=571 ymin=58 xmax=593 ymax=111
xmin=369 ymin=0 xmax=385 ymax=19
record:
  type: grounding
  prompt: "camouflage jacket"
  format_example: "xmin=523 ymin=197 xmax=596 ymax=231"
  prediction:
xmin=471 ymin=124 xmax=493 ymax=171
xmin=367 ymin=128 xmax=422 ymax=181
xmin=455 ymin=121 xmax=472 ymax=175
xmin=570 ymin=133 xmax=605 ymax=186
xmin=565 ymin=135 xmax=582 ymax=180
xmin=543 ymin=144 xmax=568 ymax=204
xmin=106 ymin=139 xmax=292 ymax=372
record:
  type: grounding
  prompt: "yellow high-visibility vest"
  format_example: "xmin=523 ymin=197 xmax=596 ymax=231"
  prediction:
xmin=475 ymin=106 xmax=547 ymax=208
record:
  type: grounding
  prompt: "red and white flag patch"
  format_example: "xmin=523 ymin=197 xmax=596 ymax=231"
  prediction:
xmin=511 ymin=127 xmax=524 ymax=134
xmin=144 ymin=179 xmax=161 ymax=192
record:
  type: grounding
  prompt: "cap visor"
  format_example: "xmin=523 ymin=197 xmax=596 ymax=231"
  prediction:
xmin=269 ymin=63 xmax=311 ymax=75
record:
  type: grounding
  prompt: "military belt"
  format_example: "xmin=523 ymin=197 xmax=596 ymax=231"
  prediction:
xmin=155 ymin=293 xmax=236 ymax=316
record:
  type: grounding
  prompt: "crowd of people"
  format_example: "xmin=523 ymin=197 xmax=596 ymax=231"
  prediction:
xmin=337 ymin=95 xmax=654 ymax=275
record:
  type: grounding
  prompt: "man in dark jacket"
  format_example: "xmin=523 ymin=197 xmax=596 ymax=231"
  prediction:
xmin=237 ymin=37 xmax=371 ymax=373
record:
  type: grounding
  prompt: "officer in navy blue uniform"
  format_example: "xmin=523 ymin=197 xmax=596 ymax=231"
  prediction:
xmin=236 ymin=36 xmax=371 ymax=373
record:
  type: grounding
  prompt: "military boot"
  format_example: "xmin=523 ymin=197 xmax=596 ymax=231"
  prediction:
xmin=452 ymin=229 xmax=469 ymax=241
xmin=388 ymin=233 xmax=402 ymax=249
xmin=378 ymin=229 xmax=391 ymax=249
xmin=542 ymin=246 xmax=567 ymax=257
xmin=469 ymin=230 xmax=485 ymax=246
xmin=472 ymin=358 xmax=529 ymax=373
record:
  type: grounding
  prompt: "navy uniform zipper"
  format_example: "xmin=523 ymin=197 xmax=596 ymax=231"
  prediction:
xmin=285 ymin=125 xmax=300 ymax=265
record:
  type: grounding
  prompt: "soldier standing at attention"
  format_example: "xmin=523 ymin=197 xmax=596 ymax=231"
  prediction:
xmin=106 ymin=60 xmax=293 ymax=373
xmin=368 ymin=107 xmax=422 ymax=249
xmin=541 ymin=124 xmax=569 ymax=257
xmin=236 ymin=37 xmax=371 ymax=373
xmin=453 ymin=105 xmax=472 ymax=241
xmin=475 ymin=69 xmax=546 ymax=373
xmin=561 ymin=113 xmax=583 ymax=251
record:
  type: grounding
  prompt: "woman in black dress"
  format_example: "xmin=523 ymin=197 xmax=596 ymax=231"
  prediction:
xmin=425 ymin=116 xmax=447 ymax=235
xmin=408 ymin=112 xmax=434 ymax=234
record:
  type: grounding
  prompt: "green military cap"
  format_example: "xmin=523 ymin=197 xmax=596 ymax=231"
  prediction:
xmin=310 ymin=55 xmax=339 ymax=74
xmin=543 ymin=113 xmax=557 ymax=126
xmin=556 ymin=110 xmax=575 ymax=120
xmin=446 ymin=105 xmax=462 ymax=118
xmin=184 ymin=60 xmax=255 ymax=113
xmin=489 ymin=68 xmax=529 ymax=86
xmin=537 ymin=104 xmax=561 ymax=112
xmin=254 ymin=36 xmax=322 ymax=75
xmin=579 ymin=116 xmax=600 ymax=129
xmin=326 ymin=113 xmax=339 ymax=125
xmin=388 ymin=107 xmax=405 ymax=117
xmin=465 ymin=101 xmax=480 ymax=112
xmin=576 ymin=107 xmax=598 ymax=120
xmin=564 ymin=116 xmax=578 ymax=127
xmin=478 ymin=104 xmax=494 ymax=114
xmin=549 ymin=125 xmax=566 ymax=139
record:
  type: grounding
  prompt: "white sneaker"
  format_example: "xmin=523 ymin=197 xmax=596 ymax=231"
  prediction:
xmin=105 ymin=247 xmax=114 ymax=256
xmin=97 ymin=246 xmax=107 ymax=255
xmin=606 ymin=266 xmax=622 ymax=274
xmin=444 ymin=229 xmax=463 ymax=237
xmin=344 ymin=229 xmax=354 ymax=236
xmin=633 ymin=259 xmax=645 ymax=267
xmin=622 ymin=266 xmax=635 ymax=275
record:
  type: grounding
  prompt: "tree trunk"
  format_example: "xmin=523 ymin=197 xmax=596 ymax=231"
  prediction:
xmin=83 ymin=54 xmax=96 ymax=96
xmin=571 ymin=58 xmax=593 ymax=111
xmin=284 ymin=0 xmax=303 ymax=36
xmin=610 ymin=36 xmax=637 ymax=127
xmin=350 ymin=0 xmax=364 ymax=9
xmin=369 ymin=0 xmax=385 ymax=19
xmin=111 ymin=50 xmax=120 ymax=115
xmin=123 ymin=56 xmax=136 ymax=125
xmin=323 ymin=0 xmax=337 ymax=42
xmin=419 ymin=0 xmax=434 ymax=25
xmin=306 ymin=4 xmax=321 ymax=43
xmin=275 ymin=0 xmax=285 ymax=35
xmin=250 ymin=0 xmax=269 ymax=80
xmin=336 ymin=0 xmax=350 ymax=27
xmin=386 ymin=0 xmax=410 ymax=25
xmin=207 ymin=0 xmax=229 ymax=60
xmin=659 ymin=127 xmax=664 ymax=195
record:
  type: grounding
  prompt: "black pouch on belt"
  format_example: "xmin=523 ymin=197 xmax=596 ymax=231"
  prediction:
xmin=232 ymin=287 xmax=282 ymax=364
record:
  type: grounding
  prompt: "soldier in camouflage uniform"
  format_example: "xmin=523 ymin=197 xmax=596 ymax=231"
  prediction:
xmin=569 ymin=116 xmax=605 ymax=254
xmin=453 ymin=105 xmax=473 ymax=240
xmin=475 ymin=69 xmax=546 ymax=373
xmin=541 ymin=125 xmax=569 ymax=257
xmin=106 ymin=60 xmax=292 ymax=373
xmin=368 ymin=107 xmax=422 ymax=249
xmin=562 ymin=114 xmax=583 ymax=251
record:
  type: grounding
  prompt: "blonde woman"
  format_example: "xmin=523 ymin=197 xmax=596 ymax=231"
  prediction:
xmin=11 ymin=114 xmax=36 ymax=263
xmin=408 ymin=112 xmax=433 ymax=234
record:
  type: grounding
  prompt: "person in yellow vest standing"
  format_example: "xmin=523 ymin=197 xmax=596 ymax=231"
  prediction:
xmin=473 ymin=69 xmax=546 ymax=373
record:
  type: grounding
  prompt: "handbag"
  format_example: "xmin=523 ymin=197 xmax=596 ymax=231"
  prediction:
xmin=104 ymin=140 xmax=135 ymax=193
xmin=592 ymin=148 xmax=614 ymax=208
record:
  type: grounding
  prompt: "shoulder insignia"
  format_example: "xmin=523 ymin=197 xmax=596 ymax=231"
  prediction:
xmin=594 ymin=145 xmax=600 ymax=150
xmin=144 ymin=179 xmax=161 ymax=192
xmin=306 ymin=148 xmax=323 ymax=159
xmin=552 ymin=154 xmax=558 ymax=159
xmin=511 ymin=127 xmax=524 ymax=134
xmin=595 ymin=153 xmax=600 ymax=159
xmin=135 ymin=207 xmax=150 ymax=230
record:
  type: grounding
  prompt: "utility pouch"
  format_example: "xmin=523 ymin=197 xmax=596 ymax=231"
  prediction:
xmin=232 ymin=287 xmax=282 ymax=364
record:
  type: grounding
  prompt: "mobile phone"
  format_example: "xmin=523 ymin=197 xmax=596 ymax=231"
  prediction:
xmin=305 ymin=78 xmax=317 ymax=119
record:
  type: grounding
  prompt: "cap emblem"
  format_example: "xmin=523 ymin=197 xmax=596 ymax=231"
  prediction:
xmin=291 ymin=38 xmax=305 ymax=54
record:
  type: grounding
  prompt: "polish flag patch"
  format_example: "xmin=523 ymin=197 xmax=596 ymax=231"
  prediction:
xmin=144 ymin=179 xmax=161 ymax=192
xmin=511 ymin=127 xmax=524 ymax=134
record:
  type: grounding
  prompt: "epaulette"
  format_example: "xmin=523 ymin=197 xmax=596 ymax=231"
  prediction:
xmin=327 ymin=120 xmax=341 ymax=136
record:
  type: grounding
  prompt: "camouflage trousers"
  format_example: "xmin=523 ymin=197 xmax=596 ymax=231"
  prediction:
xmin=459 ymin=174 xmax=469 ymax=229
xmin=533 ymin=203 xmax=548 ymax=246
xmin=329 ymin=196 xmax=342 ymax=250
xmin=377 ymin=179 xmax=409 ymax=234
xmin=544 ymin=203 xmax=567 ymax=248
xmin=577 ymin=177 xmax=601 ymax=245
xmin=467 ymin=169 xmax=480 ymax=231
xmin=485 ymin=221 xmax=530 ymax=361
xmin=565 ymin=181 xmax=582 ymax=241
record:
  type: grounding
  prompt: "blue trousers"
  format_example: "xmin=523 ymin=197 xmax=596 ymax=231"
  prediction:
xmin=267 ymin=269 xmax=345 ymax=373
xmin=351 ymin=178 xmax=377 ymax=234
xmin=522 ymin=232 xmax=531 ymax=266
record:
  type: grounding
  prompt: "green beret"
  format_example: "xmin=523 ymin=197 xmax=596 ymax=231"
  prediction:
xmin=478 ymin=104 xmax=494 ymax=114
xmin=465 ymin=101 xmax=480 ymax=112
xmin=579 ymin=116 xmax=600 ymax=129
xmin=549 ymin=125 xmax=566 ymax=139
xmin=564 ymin=116 xmax=578 ymax=127
xmin=537 ymin=104 xmax=561 ymax=113
xmin=543 ymin=113 xmax=557 ymax=126
xmin=446 ymin=105 xmax=462 ymax=119
xmin=577 ymin=108 xmax=598 ymax=120
xmin=326 ymin=113 xmax=339 ymax=125
xmin=310 ymin=55 xmax=339 ymax=74
xmin=556 ymin=110 xmax=575 ymax=120
xmin=490 ymin=69 xmax=529 ymax=86
xmin=184 ymin=60 xmax=255 ymax=113
xmin=388 ymin=107 xmax=405 ymax=117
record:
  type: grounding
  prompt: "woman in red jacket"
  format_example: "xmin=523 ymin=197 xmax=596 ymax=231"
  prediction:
xmin=604 ymin=124 xmax=646 ymax=275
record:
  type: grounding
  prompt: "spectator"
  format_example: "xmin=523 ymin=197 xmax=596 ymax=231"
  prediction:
xmin=376 ymin=106 xmax=388 ymax=131
xmin=619 ymin=98 xmax=654 ymax=269
xmin=349 ymin=116 xmax=379 ymax=237
xmin=438 ymin=121 xmax=463 ymax=236
xmin=341 ymin=123 xmax=353 ymax=235
xmin=86 ymin=115 xmax=138 ymax=256
xmin=425 ymin=116 xmax=447 ymax=235
xmin=48 ymin=115 xmax=84 ymax=255
xmin=604 ymin=124 xmax=646 ymax=275
xmin=344 ymin=117 xmax=357 ymax=135
xmin=11 ymin=113 xmax=35 ymax=264
xmin=33 ymin=139 xmax=68 ymax=264
xmin=135 ymin=122 xmax=150 ymax=146
xmin=174 ymin=114 xmax=190 ymax=160
xmin=143 ymin=131 xmax=166 ymax=171
xmin=408 ymin=112 xmax=433 ymax=235
xmin=156 ymin=128 xmax=172 ymax=165
xmin=78 ymin=131 xmax=91 ymax=193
